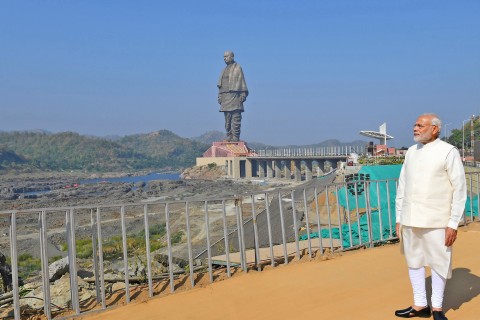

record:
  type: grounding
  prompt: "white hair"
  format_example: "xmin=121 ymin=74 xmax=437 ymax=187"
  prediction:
xmin=420 ymin=113 xmax=442 ymax=131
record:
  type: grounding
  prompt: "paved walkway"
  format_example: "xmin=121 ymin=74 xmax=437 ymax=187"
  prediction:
xmin=77 ymin=223 xmax=480 ymax=320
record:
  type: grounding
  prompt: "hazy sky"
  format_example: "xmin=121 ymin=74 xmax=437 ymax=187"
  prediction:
xmin=1 ymin=1 xmax=479 ymax=147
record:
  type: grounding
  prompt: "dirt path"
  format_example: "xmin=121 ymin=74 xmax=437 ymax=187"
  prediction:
xmin=76 ymin=223 xmax=480 ymax=320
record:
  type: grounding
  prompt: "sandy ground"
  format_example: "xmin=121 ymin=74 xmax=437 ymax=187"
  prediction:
xmin=76 ymin=223 xmax=480 ymax=320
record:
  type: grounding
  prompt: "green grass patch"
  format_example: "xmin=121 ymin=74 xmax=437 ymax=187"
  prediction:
xmin=58 ymin=223 xmax=178 ymax=261
xmin=7 ymin=253 xmax=42 ymax=280
xmin=171 ymin=231 xmax=183 ymax=244
xmin=48 ymin=255 xmax=64 ymax=264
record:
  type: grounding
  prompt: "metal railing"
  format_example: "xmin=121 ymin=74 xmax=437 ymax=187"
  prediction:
xmin=254 ymin=145 xmax=365 ymax=157
xmin=0 ymin=172 xmax=478 ymax=319
xmin=465 ymin=161 xmax=480 ymax=168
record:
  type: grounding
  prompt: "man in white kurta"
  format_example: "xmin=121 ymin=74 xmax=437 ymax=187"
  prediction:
xmin=395 ymin=114 xmax=466 ymax=320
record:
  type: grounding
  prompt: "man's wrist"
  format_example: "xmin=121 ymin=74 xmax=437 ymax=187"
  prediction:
xmin=447 ymin=221 xmax=459 ymax=230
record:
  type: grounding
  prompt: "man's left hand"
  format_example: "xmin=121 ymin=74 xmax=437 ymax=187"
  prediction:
xmin=445 ymin=227 xmax=457 ymax=247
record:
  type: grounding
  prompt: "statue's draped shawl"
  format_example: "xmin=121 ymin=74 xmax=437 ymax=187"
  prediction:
xmin=217 ymin=62 xmax=248 ymax=94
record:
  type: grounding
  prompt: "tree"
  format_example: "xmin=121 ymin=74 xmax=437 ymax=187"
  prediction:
xmin=447 ymin=129 xmax=463 ymax=148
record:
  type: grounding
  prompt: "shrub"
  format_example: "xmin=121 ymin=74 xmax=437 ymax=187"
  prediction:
xmin=16 ymin=254 xmax=41 ymax=279
xmin=76 ymin=238 xmax=93 ymax=259
xmin=171 ymin=231 xmax=183 ymax=244
xmin=207 ymin=163 xmax=217 ymax=169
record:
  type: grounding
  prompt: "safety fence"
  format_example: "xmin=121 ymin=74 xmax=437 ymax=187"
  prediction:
xmin=255 ymin=145 xmax=365 ymax=157
xmin=0 ymin=172 xmax=478 ymax=319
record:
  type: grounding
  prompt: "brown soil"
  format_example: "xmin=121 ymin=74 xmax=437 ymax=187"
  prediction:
xmin=64 ymin=223 xmax=480 ymax=320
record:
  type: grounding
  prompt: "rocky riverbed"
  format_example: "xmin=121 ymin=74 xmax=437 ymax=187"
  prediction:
xmin=0 ymin=168 xmax=301 ymax=316
xmin=0 ymin=167 xmax=296 ymax=264
xmin=0 ymin=169 xmax=289 ymax=210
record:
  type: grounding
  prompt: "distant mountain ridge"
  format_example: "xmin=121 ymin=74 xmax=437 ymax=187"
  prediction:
xmin=0 ymin=129 xmax=367 ymax=173
xmin=191 ymin=131 xmax=367 ymax=150
xmin=301 ymin=139 xmax=367 ymax=148
xmin=191 ymin=131 xmax=271 ymax=150
xmin=0 ymin=130 xmax=208 ymax=172
xmin=192 ymin=131 xmax=225 ymax=144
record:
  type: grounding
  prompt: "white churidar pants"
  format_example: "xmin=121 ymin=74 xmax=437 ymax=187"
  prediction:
xmin=402 ymin=226 xmax=450 ymax=309
xmin=409 ymin=267 xmax=447 ymax=309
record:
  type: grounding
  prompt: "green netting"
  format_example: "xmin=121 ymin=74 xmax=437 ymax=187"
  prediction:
xmin=300 ymin=165 xmax=477 ymax=249
xmin=300 ymin=165 xmax=401 ymax=248
xmin=300 ymin=209 xmax=396 ymax=247
xmin=465 ymin=195 xmax=479 ymax=217
xmin=337 ymin=164 xmax=401 ymax=211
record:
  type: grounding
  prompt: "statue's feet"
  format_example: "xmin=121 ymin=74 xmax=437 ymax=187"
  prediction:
xmin=230 ymin=137 xmax=239 ymax=142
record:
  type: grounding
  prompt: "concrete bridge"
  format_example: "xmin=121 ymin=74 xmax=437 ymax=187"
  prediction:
xmin=198 ymin=142 xmax=365 ymax=181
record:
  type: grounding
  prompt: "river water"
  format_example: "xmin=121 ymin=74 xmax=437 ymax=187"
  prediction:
xmin=23 ymin=172 xmax=181 ymax=196
xmin=80 ymin=172 xmax=181 ymax=185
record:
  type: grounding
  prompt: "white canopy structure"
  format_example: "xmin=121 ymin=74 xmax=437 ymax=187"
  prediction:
xmin=360 ymin=123 xmax=394 ymax=145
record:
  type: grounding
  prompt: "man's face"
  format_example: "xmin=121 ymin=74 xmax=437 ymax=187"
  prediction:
xmin=413 ymin=116 xmax=438 ymax=144
xmin=224 ymin=53 xmax=234 ymax=65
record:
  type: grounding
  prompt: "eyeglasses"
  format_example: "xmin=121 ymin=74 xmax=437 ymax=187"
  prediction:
xmin=413 ymin=124 xmax=437 ymax=129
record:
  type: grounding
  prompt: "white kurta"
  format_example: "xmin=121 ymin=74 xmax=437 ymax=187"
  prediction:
xmin=402 ymin=227 xmax=452 ymax=278
xmin=396 ymin=139 xmax=467 ymax=279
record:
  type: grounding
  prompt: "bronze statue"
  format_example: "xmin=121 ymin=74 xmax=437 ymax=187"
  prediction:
xmin=217 ymin=51 xmax=248 ymax=142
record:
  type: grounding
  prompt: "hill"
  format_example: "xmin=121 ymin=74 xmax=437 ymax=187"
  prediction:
xmin=118 ymin=130 xmax=208 ymax=169
xmin=0 ymin=129 xmax=368 ymax=174
xmin=0 ymin=130 xmax=208 ymax=172
xmin=0 ymin=131 xmax=143 ymax=171
xmin=191 ymin=130 xmax=225 ymax=144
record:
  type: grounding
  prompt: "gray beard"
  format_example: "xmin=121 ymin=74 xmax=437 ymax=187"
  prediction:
xmin=414 ymin=133 xmax=434 ymax=144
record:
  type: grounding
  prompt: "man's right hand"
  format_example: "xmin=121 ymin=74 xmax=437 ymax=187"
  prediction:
xmin=445 ymin=227 xmax=457 ymax=247
xmin=395 ymin=223 xmax=401 ymax=238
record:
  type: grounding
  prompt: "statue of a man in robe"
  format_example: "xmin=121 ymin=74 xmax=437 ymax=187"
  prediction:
xmin=217 ymin=51 xmax=248 ymax=142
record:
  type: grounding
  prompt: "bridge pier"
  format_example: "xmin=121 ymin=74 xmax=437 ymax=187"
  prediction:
xmin=284 ymin=161 xmax=292 ymax=179
xmin=317 ymin=160 xmax=325 ymax=174
xmin=246 ymin=157 xmax=344 ymax=180
xmin=304 ymin=160 xmax=313 ymax=181
xmin=274 ymin=160 xmax=282 ymax=178
xmin=245 ymin=159 xmax=253 ymax=178
xmin=330 ymin=160 xmax=338 ymax=170
xmin=266 ymin=160 xmax=274 ymax=178
xmin=294 ymin=160 xmax=302 ymax=181
xmin=227 ymin=160 xmax=233 ymax=176
xmin=258 ymin=160 xmax=266 ymax=178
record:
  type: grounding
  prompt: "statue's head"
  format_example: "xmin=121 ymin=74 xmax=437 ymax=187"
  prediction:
xmin=223 ymin=51 xmax=235 ymax=65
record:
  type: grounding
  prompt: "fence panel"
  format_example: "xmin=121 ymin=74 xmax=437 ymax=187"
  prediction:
xmin=2 ymin=173 xmax=478 ymax=318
